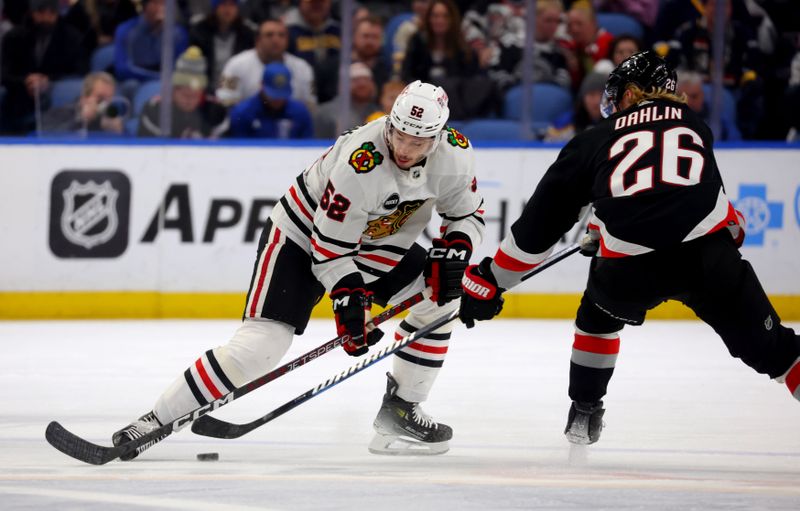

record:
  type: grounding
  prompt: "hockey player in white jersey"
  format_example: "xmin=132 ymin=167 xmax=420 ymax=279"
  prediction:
xmin=113 ymin=81 xmax=485 ymax=458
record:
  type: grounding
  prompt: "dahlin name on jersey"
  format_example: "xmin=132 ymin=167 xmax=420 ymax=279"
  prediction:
xmin=614 ymin=103 xmax=683 ymax=130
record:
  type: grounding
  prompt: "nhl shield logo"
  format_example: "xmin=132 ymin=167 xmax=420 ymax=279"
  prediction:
xmin=61 ymin=180 xmax=119 ymax=249
xmin=50 ymin=170 xmax=130 ymax=258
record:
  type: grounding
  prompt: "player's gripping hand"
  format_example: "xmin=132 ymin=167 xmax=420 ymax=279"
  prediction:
xmin=424 ymin=235 xmax=472 ymax=306
xmin=459 ymin=257 xmax=505 ymax=328
xmin=726 ymin=208 xmax=746 ymax=248
xmin=331 ymin=278 xmax=384 ymax=356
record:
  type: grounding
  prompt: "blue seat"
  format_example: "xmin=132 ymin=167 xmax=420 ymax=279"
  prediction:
xmin=132 ymin=80 xmax=161 ymax=115
xmin=597 ymin=12 xmax=644 ymax=40
xmin=503 ymin=83 xmax=573 ymax=123
xmin=125 ymin=117 xmax=139 ymax=136
xmin=90 ymin=45 xmax=115 ymax=72
xmin=383 ymin=12 xmax=415 ymax=62
xmin=461 ymin=119 xmax=523 ymax=141
xmin=49 ymin=77 xmax=84 ymax=109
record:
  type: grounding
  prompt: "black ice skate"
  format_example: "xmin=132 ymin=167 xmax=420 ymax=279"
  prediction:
xmin=112 ymin=411 xmax=165 ymax=460
xmin=369 ymin=372 xmax=452 ymax=455
xmin=564 ymin=401 xmax=605 ymax=445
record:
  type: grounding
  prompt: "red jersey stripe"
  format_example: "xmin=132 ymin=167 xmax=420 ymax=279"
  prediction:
xmin=289 ymin=186 xmax=314 ymax=221
xmin=195 ymin=358 xmax=222 ymax=399
xmin=249 ymin=227 xmax=281 ymax=317
xmin=311 ymin=238 xmax=345 ymax=259
xmin=494 ymin=248 xmax=538 ymax=272
xmin=358 ymin=253 xmax=399 ymax=267
xmin=598 ymin=237 xmax=629 ymax=258
xmin=573 ymin=333 xmax=620 ymax=355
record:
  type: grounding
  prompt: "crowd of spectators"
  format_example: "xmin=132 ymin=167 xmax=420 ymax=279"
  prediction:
xmin=1 ymin=0 xmax=799 ymax=141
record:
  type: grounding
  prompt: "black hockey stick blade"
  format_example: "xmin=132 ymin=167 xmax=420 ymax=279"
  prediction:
xmin=44 ymin=290 xmax=427 ymax=465
xmin=191 ymin=309 xmax=459 ymax=439
xmin=45 ymin=420 xmax=173 ymax=465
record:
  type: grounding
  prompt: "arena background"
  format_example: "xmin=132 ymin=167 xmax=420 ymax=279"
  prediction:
xmin=1 ymin=138 xmax=798 ymax=320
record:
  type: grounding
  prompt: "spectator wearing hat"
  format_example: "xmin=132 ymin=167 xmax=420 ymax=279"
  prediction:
xmin=545 ymin=70 xmax=606 ymax=141
xmin=189 ymin=0 xmax=256 ymax=89
xmin=113 ymin=0 xmax=189 ymax=82
xmin=216 ymin=18 xmax=315 ymax=109
xmin=138 ymin=46 xmax=229 ymax=138
xmin=0 ymin=0 xmax=90 ymax=134
xmin=228 ymin=61 xmax=313 ymax=138
xmin=313 ymin=62 xmax=380 ymax=138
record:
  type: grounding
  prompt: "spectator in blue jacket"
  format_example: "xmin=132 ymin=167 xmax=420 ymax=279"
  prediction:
xmin=229 ymin=62 xmax=313 ymax=138
xmin=113 ymin=0 xmax=189 ymax=82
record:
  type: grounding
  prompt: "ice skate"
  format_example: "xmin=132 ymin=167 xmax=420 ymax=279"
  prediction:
xmin=368 ymin=373 xmax=452 ymax=455
xmin=564 ymin=401 xmax=605 ymax=445
xmin=112 ymin=411 xmax=165 ymax=460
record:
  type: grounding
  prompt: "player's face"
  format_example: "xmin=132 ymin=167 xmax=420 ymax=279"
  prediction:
xmin=388 ymin=128 xmax=435 ymax=169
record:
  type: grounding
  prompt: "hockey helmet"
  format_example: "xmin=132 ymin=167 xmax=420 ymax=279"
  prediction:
xmin=600 ymin=50 xmax=677 ymax=118
xmin=389 ymin=80 xmax=450 ymax=137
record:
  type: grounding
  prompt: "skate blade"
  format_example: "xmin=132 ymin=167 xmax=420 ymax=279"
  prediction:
xmin=367 ymin=433 xmax=449 ymax=456
xmin=565 ymin=430 xmax=592 ymax=445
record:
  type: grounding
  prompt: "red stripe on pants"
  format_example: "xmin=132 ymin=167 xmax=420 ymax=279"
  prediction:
xmin=249 ymin=228 xmax=281 ymax=317
xmin=573 ymin=333 xmax=620 ymax=355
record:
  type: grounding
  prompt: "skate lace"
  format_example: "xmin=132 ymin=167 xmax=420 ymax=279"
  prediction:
xmin=411 ymin=404 xmax=436 ymax=430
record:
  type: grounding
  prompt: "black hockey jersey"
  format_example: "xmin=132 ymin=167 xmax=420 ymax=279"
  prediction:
xmin=492 ymin=98 xmax=741 ymax=277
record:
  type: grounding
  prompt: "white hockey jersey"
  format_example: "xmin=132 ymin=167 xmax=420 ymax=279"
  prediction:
xmin=270 ymin=118 xmax=485 ymax=290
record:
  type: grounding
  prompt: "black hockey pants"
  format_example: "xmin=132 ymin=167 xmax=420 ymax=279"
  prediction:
xmin=569 ymin=230 xmax=800 ymax=403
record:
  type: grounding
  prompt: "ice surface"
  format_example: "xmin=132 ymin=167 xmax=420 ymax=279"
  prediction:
xmin=1 ymin=318 xmax=798 ymax=510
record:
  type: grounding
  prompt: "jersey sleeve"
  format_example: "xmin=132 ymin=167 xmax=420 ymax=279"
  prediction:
xmin=491 ymin=134 xmax=594 ymax=289
xmin=435 ymin=146 xmax=485 ymax=247
xmin=309 ymin=157 xmax=371 ymax=290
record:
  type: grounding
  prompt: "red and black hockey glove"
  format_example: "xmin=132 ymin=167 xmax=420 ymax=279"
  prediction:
xmin=459 ymin=257 xmax=505 ymax=328
xmin=424 ymin=234 xmax=472 ymax=306
xmin=331 ymin=276 xmax=384 ymax=357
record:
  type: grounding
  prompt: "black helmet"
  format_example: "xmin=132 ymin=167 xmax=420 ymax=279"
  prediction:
xmin=600 ymin=50 xmax=677 ymax=118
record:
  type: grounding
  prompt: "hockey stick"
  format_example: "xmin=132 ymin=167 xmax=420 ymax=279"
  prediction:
xmin=190 ymin=242 xmax=581 ymax=440
xmin=190 ymin=309 xmax=460 ymax=439
xmin=45 ymin=289 xmax=430 ymax=465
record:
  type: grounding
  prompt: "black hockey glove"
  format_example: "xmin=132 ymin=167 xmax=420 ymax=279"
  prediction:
xmin=459 ymin=257 xmax=505 ymax=328
xmin=331 ymin=276 xmax=384 ymax=357
xmin=424 ymin=235 xmax=472 ymax=306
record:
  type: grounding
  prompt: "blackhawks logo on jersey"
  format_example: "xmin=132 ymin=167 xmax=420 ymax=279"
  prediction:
xmin=446 ymin=127 xmax=469 ymax=149
xmin=349 ymin=141 xmax=384 ymax=173
xmin=363 ymin=199 xmax=426 ymax=239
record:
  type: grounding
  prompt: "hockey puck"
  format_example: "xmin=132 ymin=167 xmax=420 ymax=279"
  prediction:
xmin=196 ymin=452 xmax=219 ymax=461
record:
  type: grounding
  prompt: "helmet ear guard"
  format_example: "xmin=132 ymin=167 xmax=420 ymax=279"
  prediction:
xmin=600 ymin=50 xmax=677 ymax=118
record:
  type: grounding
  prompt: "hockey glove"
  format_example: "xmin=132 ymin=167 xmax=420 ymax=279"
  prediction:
xmin=726 ymin=208 xmax=746 ymax=248
xmin=424 ymin=235 xmax=473 ymax=306
xmin=579 ymin=227 xmax=600 ymax=257
xmin=459 ymin=257 xmax=505 ymax=328
xmin=331 ymin=277 xmax=384 ymax=357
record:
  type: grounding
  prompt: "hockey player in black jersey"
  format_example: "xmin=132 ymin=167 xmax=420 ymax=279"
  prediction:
xmin=459 ymin=50 xmax=800 ymax=445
